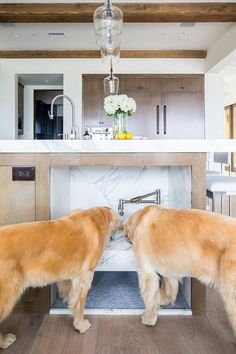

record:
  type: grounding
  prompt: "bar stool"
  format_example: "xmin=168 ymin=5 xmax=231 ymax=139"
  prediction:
xmin=206 ymin=175 xmax=236 ymax=215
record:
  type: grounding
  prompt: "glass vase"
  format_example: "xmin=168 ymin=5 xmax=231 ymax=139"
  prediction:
xmin=112 ymin=112 xmax=128 ymax=139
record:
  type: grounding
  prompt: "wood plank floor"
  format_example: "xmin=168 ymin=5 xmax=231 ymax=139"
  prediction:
xmin=1 ymin=288 xmax=236 ymax=354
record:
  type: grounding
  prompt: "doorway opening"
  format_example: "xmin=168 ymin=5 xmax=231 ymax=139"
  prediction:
xmin=16 ymin=73 xmax=63 ymax=139
xmin=34 ymin=89 xmax=63 ymax=140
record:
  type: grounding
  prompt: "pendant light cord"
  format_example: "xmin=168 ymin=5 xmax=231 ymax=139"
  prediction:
xmin=110 ymin=59 xmax=113 ymax=80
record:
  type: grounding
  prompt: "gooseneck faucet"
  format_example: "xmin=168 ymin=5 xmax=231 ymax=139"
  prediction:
xmin=48 ymin=94 xmax=79 ymax=140
xmin=118 ymin=189 xmax=161 ymax=216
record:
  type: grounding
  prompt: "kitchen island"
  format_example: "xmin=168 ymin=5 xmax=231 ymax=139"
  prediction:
xmin=1 ymin=139 xmax=231 ymax=316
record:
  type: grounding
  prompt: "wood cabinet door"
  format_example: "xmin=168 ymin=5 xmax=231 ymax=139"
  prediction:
xmin=0 ymin=166 xmax=35 ymax=226
xmin=101 ymin=89 xmax=114 ymax=127
xmin=83 ymin=76 xmax=113 ymax=128
xmin=83 ymin=76 xmax=103 ymax=127
xmin=127 ymin=92 xmax=162 ymax=139
xmin=161 ymin=92 xmax=204 ymax=139
xmin=0 ymin=166 xmax=50 ymax=313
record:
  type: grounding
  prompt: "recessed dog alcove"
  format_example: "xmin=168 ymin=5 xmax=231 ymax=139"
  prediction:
xmin=50 ymin=165 xmax=192 ymax=315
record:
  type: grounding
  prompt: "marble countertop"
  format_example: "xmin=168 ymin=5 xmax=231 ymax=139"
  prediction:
xmin=0 ymin=139 xmax=236 ymax=153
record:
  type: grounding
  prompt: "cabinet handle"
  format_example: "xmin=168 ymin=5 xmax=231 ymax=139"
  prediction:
xmin=156 ymin=105 xmax=160 ymax=134
xmin=163 ymin=105 xmax=167 ymax=135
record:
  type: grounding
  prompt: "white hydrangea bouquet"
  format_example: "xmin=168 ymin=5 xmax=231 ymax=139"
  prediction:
xmin=104 ymin=94 xmax=136 ymax=116
xmin=104 ymin=94 xmax=136 ymax=139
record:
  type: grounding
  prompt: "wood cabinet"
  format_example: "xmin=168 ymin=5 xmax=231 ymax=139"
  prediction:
xmin=127 ymin=92 xmax=162 ymax=139
xmin=161 ymin=92 xmax=204 ymax=139
xmin=82 ymin=75 xmax=204 ymax=139
xmin=0 ymin=165 xmax=50 ymax=313
xmin=120 ymin=77 xmax=162 ymax=92
xmin=162 ymin=77 xmax=202 ymax=92
xmin=83 ymin=76 xmax=112 ymax=128
xmin=0 ymin=167 xmax=35 ymax=226
xmin=0 ymin=153 xmax=206 ymax=315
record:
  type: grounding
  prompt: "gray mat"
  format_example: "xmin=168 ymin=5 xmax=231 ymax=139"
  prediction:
xmin=52 ymin=271 xmax=189 ymax=310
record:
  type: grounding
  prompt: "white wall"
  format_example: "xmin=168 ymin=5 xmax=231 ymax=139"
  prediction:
xmin=206 ymin=25 xmax=236 ymax=73
xmin=224 ymin=78 xmax=236 ymax=107
xmin=0 ymin=65 xmax=17 ymax=139
xmin=0 ymin=57 xmax=225 ymax=140
xmin=204 ymin=73 xmax=225 ymax=138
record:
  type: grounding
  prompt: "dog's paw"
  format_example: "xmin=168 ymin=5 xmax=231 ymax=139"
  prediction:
xmin=141 ymin=312 xmax=157 ymax=326
xmin=0 ymin=333 xmax=17 ymax=349
xmin=73 ymin=319 xmax=91 ymax=334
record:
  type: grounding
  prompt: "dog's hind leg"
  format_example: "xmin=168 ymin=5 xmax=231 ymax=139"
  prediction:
xmin=0 ymin=274 xmax=22 ymax=349
xmin=218 ymin=255 xmax=236 ymax=337
xmin=219 ymin=282 xmax=236 ymax=337
xmin=160 ymin=277 xmax=179 ymax=306
xmin=68 ymin=270 xmax=94 ymax=334
xmin=57 ymin=280 xmax=72 ymax=303
xmin=138 ymin=269 xmax=161 ymax=326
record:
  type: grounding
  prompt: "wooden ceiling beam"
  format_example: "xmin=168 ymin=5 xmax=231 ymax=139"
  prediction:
xmin=0 ymin=3 xmax=235 ymax=23
xmin=0 ymin=50 xmax=207 ymax=59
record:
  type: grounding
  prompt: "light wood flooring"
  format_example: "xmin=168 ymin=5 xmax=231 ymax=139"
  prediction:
xmin=1 ymin=287 xmax=236 ymax=354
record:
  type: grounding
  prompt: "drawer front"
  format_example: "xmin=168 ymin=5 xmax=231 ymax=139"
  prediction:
xmin=162 ymin=77 xmax=203 ymax=92
xmin=120 ymin=78 xmax=162 ymax=92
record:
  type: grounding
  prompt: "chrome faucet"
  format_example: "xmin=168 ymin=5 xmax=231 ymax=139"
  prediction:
xmin=48 ymin=94 xmax=79 ymax=140
xmin=118 ymin=189 xmax=161 ymax=216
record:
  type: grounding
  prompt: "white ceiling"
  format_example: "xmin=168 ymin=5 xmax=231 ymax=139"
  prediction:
xmin=18 ymin=73 xmax=63 ymax=85
xmin=0 ymin=22 xmax=231 ymax=50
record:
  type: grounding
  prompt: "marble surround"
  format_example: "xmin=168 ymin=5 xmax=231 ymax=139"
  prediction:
xmin=51 ymin=165 xmax=191 ymax=271
xmin=0 ymin=139 xmax=236 ymax=153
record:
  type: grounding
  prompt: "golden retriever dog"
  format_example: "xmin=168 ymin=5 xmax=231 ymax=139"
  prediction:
xmin=0 ymin=207 xmax=119 ymax=349
xmin=124 ymin=205 xmax=236 ymax=336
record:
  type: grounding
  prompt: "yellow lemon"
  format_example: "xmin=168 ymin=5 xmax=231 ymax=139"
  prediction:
xmin=117 ymin=133 xmax=126 ymax=140
xmin=126 ymin=132 xmax=133 ymax=140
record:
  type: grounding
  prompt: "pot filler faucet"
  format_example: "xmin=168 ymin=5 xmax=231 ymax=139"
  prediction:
xmin=118 ymin=189 xmax=161 ymax=216
xmin=48 ymin=94 xmax=79 ymax=140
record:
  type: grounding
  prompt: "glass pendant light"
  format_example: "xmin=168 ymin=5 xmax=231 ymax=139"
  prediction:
xmin=100 ymin=37 xmax=121 ymax=64
xmin=104 ymin=61 xmax=119 ymax=96
xmin=94 ymin=0 xmax=123 ymax=64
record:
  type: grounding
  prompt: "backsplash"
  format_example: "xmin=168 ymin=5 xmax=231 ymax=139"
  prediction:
xmin=71 ymin=166 xmax=169 ymax=221
xmin=51 ymin=165 xmax=191 ymax=221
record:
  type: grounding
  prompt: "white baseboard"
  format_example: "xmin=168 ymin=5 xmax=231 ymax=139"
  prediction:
xmin=49 ymin=308 xmax=192 ymax=316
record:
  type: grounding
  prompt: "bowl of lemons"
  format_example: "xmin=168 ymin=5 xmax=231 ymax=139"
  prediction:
xmin=117 ymin=132 xmax=133 ymax=140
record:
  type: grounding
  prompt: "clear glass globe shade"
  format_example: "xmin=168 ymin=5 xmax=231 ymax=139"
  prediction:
xmin=104 ymin=74 xmax=119 ymax=96
xmin=94 ymin=3 xmax=123 ymax=39
xmin=101 ymin=45 xmax=120 ymax=64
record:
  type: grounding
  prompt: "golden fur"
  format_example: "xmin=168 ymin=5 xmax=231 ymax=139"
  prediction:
xmin=124 ymin=205 xmax=236 ymax=334
xmin=0 ymin=207 xmax=119 ymax=349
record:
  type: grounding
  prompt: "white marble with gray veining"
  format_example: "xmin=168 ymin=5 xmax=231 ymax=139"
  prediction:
xmin=69 ymin=165 xmax=169 ymax=271
xmin=168 ymin=167 xmax=191 ymax=209
xmin=1 ymin=139 xmax=236 ymax=153
xmin=58 ymin=165 xmax=190 ymax=271
xmin=70 ymin=166 xmax=169 ymax=221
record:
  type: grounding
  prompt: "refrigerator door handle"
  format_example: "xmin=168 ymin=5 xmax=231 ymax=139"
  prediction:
xmin=156 ymin=105 xmax=160 ymax=134
xmin=163 ymin=105 xmax=167 ymax=135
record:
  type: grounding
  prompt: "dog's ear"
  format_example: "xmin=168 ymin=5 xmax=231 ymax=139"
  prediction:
xmin=124 ymin=212 xmax=139 ymax=243
xmin=99 ymin=207 xmax=112 ymax=221
xmin=98 ymin=207 xmax=117 ymax=230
